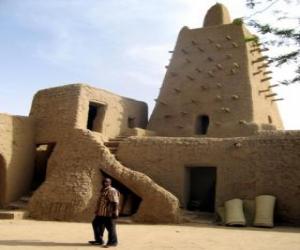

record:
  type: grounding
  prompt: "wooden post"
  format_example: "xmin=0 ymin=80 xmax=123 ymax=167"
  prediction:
xmin=261 ymin=77 xmax=272 ymax=82
xmin=253 ymin=70 xmax=262 ymax=76
xmin=259 ymin=89 xmax=270 ymax=93
xmin=268 ymin=84 xmax=279 ymax=89
xmin=195 ymin=68 xmax=202 ymax=73
xmin=232 ymin=42 xmax=239 ymax=48
xmin=174 ymin=88 xmax=181 ymax=93
xmin=208 ymin=71 xmax=214 ymax=77
xmin=216 ymin=64 xmax=223 ymax=70
xmin=265 ymin=93 xmax=277 ymax=98
xmin=182 ymin=49 xmax=188 ymax=54
xmin=271 ymin=98 xmax=284 ymax=102
xmin=187 ymin=75 xmax=195 ymax=81
xmin=252 ymin=56 xmax=268 ymax=64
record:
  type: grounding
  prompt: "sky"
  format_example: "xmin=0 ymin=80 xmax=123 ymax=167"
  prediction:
xmin=0 ymin=0 xmax=299 ymax=129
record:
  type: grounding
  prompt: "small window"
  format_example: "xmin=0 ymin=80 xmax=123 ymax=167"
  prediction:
xmin=195 ymin=115 xmax=209 ymax=135
xmin=87 ymin=102 xmax=106 ymax=132
xmin=268 ymin=115 xmax=272 ymax=124
xmin=128 ymin=117 xmax=136 ymax=129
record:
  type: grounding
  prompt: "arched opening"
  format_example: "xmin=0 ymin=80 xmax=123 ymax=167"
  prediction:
xmin=101 ymin=171 xmax=141 ymax=217
xmin=195 ymin=115 xmax=210 ymax=135
xmin=0 ymin=154 xmax=6 ymax=208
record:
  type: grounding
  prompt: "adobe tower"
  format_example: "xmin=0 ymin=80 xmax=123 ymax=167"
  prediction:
xmin=148 ymin=3 xmax=283 ymax=137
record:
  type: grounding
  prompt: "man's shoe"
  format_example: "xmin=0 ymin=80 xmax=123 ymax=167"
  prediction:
xmin=103 ymin=243 xmax=118 ymax=248
xmin=88 ymin=240 xmax=104 ymax=245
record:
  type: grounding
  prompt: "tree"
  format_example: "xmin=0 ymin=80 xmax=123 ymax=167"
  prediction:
xmin=244 ymin=0 xmax=300 ymax=85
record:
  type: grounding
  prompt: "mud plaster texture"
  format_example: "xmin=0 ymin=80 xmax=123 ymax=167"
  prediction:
xmin=28 ymin=129 xmax=179 ymax=223
xmin=148 ymin=6 xmax=282 ymax=137
xmin=30 ymin=84 xmax=148 ymax=143
xmin=0 ymin=4 xmax=299 ymax=225
xmin=0 ymin=114 xmax=35 ymax=207
xmin=117 ymin=131 xmax=300 ymax=224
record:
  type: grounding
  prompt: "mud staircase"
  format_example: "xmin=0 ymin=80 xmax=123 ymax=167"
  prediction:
xmin=0 ymin=193 xmax=32 ymax=220
xmin=104 ymin=135 xmax=128 ymax=158
xmin=104 ymin=135 xmax=136 ymax=224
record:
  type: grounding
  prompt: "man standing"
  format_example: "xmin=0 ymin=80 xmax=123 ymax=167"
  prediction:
xmin=89 ymin=177 xmax=119 ymax=248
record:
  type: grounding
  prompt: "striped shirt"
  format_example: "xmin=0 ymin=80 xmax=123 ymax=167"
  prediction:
xmin=96 ymin=186 xmax=120 ymax=217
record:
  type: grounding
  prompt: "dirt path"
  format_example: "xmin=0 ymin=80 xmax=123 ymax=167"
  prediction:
xmin=0 ymin=220 xmax=299 ymax=250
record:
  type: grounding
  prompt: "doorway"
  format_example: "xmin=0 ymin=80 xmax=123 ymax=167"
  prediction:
xmin=186 ymin=167 xmax=216 ymax=212
xmin=0 ymin=155 xmax=6 ymax=207
xmin=32 ymin=143 xmax=56 ymax=190
xmin=128 ymin=117 xmax=136 ymax=129
xmin=101 ymin=171 xmax=141 ymax=216
xmin=87 ymin=102 xmax=107 ymax=132
xmin=195 ymin=115 xmax=209 ymax=135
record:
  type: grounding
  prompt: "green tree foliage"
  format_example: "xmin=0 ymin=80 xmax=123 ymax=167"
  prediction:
xmin=245 ymin=0 xmax=300 ymax=84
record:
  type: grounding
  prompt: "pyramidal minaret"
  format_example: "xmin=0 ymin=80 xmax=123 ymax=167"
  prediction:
xmin=147 ymin=3 xmax=283 ymax=137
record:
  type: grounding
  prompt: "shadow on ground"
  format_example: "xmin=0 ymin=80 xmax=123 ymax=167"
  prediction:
xmin=0 ymin=240 xmax=91 ymax=247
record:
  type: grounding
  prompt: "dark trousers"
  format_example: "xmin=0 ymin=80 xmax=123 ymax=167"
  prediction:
xmin=92 ymin=216 xmax=118 ymax=245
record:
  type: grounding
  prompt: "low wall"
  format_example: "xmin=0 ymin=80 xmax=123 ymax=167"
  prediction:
xmin=0 ymin=113 xmax=35 ymax=206
xmin=117 ymin=131 xmax=300 ymax=225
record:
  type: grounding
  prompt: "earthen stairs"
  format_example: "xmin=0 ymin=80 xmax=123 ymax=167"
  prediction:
xmin=104 ymin=135 xmax=128 ymax=158
xmin=0 ymin=193 xmax=32 ymax=220
xmin=103 ymin=136 xmax=216 ymax=225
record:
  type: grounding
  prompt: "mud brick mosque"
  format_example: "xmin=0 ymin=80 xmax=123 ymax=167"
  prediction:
xmin=0 ymin=4 xmax=299 ymax=225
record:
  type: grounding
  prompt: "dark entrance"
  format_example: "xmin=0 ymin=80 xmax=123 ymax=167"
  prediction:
xmin=195 ymin=115 xmax=209 ymax=135
xmin=87 ymin=102 xmax=107 ymax=132
xmin=127 ymin=117 xmax=136 ymax=129
xmin=101 ymin=171 xmax=141 ymax=216
xmin=186 ymin=167 xmax=216 ymax=212
xmin=0 ymin=155 xmax=6 ymax=207
xmin=32 ymin=143 xmax=56 ymax=190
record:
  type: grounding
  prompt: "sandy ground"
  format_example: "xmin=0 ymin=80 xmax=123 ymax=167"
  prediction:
xmin=0 ymin=220 xmax=299 ymax=250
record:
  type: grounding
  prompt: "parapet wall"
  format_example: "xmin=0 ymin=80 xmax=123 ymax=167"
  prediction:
xmin=30 ymin=84 xmax=148 ymax=143
xmin=76 ymin=85 xmax=148 ymax=139
xmin=0 ymin=114 xmax=35 ymax=207
xmin=117 ymin=131 xmax=300 ymax=224
xmin=30 ymin=84 xmax=81 ymax=143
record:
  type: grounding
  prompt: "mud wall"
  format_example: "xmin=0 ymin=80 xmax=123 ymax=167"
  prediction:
xmin=117 ymin=131 xmax=300 ymax=224
xmin=76 ymin=85 xmax=148 ymax=139
xmin=30 ymin=84 xmax=80 ymax=143
xmin=0 ymin=114 xmax=35 ymax=206
xmin=30 ymin=84 xmax=148 ymax=143
xmin=148 ymin=23 xmax=282 ymax=137
xmin=28 ymin=129 xmax=179 ymax=223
